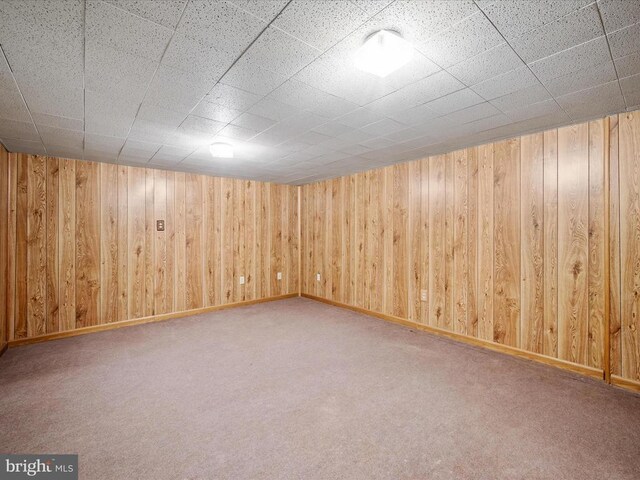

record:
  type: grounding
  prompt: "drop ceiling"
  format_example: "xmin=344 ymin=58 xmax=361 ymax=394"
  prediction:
xmin=0 ymin=0 xmax=638 ymax=185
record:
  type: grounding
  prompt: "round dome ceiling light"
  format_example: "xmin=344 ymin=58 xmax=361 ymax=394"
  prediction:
xmin=354 ymin=29 xmax=413 ymax=78
xmin=209 ymin=142 xmax=234 ymax=158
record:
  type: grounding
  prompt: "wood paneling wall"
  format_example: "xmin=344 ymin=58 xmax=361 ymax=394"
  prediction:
xmin=2 ymin=153 xmax=298 ymax=341
xmin=302 ymin=113 xmax=640 ymax=386
xmin=0 ymin=143 xmax=8 ymax=350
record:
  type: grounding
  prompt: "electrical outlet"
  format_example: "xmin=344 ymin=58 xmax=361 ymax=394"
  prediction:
xmin=420 ymin=290 xmax=427 ymax=302
xmin=277 ymin=272 xmax=282 ymax=280
xmin=239 ymin=275 xmax=245 ymax=285
xmin=316 ymin=273 xmax=321 ymax=282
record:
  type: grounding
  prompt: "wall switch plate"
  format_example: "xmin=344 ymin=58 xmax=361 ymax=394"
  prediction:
xmin=316 ymin=273 xmax=321 ymax=282
xmin=277 ymin=272 xmax=282 ymax=280
xmin=156 ymin=219 xmax=165 ymax=231
xmin=421 ymin=290 xmax=427 ymax=302
xmin=239 ymin=276 xmax=245 ymax=285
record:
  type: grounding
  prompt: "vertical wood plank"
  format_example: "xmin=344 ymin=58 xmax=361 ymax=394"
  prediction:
xmin=467 ymin=148 xmax=478 ymax=337
xmin=493 ymin=139 xmax=521 ymax=347
xmin=521 ymin=133 xmax=544 ymax=354
xmin=15 ymin=154 xmax=28 ymax=338
xmin=444 ymin=153 xmax=455 ymax=331
xmin=332 ymin=179 xmax=343 ymax=303
xmin=100 ymin=162 xmax=118 ymax=323
xmin=46 ymin=157 xmax=59 ymax=333
xmin=543 ymin=130 xmax=559 ymax=358
xmin=557 ymin=123 xmax=590 ymax=364
xmin=75 ymin=161 xmax=100 ymax=328
xmin=246 ymin=181 xmax=256 ymax=300
xmin=419 ymin=158 xmax=430 ymax=325
xmin=478 ymin=144 xmax=494 ymax=342
xmin=59 ymin=159 xmax=75 ymax=331
xmin=116 ymin=166 xmax=128 ymax=321
xmin=6 ymin=153 xmax=17 ymax=339
xmin=185 ymin=173 xmax=203 ymax=309
xmin=128 ymin=166 xmax=146 ymax=319
xmin=453 ymin=150 xmax=468 ymax=334
xmin=0 ymin=147 xmax=8 ymax=343
xmin=174 ymin=172 xmax=186 ymax=310
xmin=619 ymin=111 xmax=640 ymax=380
xmin=221 ymin=177 xmax=233 ymax=304
xmin=429 ymin=155 xmax=446 ymax=328
xmin=609 ymin=115 xmax=622 ymax=376
xmin=382 ymin=167 xmax=394 ymax=316
xmin=408 ymin=160 xmax=421 ymax=322
xmin=144 ymin=170 xmax=155 ymax=316
xmin=588 ymin=119 xmax=606 ymax=369
xmin=153 ymin=169 xmax=167 ymax=314
xmin=393 ymin=163 xmax=409 ymax=318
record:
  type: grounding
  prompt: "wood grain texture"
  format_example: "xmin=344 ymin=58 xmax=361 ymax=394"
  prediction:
xmin=0 ymin=145 xmax=8 ymax=346
xmin=453 ymin=150 xmax=468 ymax=335
xmin=619 ymin=111 xmax=640 ymax=380
xmin=558 ymin=123 xmax=589 ymax=365
xmin=477 ymin=144 xmax=494 ymax=342
xmin=520 ymin=133 xmax=544 ymax=354
xmin=543 ymin=130 xmax=559 ymax=358
xmin=609 ymin=115 xmax=622 ymax=377
xmin=4 ymin=154 xmax=298 ymax=341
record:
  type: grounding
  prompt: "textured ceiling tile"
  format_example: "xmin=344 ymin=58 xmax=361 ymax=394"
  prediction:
xmin=220 ymin=58 xmax=288 ymax=96
xmin=191 ymin=100 xmax=242 ymax=123
xmin=422 ymin=88 xmax=485 ymax=115
xmin=620 ymin=72 xmax=640 ymax=105
xmin=84 ymin=133 xmax=127 ymax=154
xmin=86 ymin=0 xmax=173 ymax=61
xmin=46 ymin=146 xmax=85 ymax=160
xmin=360 ymin=118 xmax=407 ymax=136
xmin=177 ymin=0 xmax=266 ymax=49
xmin=38 ymin=125 xmax=84 ymax=149
xmin=446 ymin=43 xmax=524 ymax=86
xmin=231 ymin=112 xmax=277 ymax=132
xmin=32 ymin=113 xmax=83 ymax=132
xmin=85 ymin=39 xmax=158 ymax=103
xmin=208 ymin=83 xmax=262 ymax=111
xmin=504 ymin=98 xmax=563 ymax=122
xmin=615 ymin=51 xmax=640 ymax=78
xmin=442 ymin=102 xmax=502 ymax=125
xmin=0 ymin=54 xmax=31 ymax=123
xmin=145 ymin=65 xmax=216 ymax=113
xmin=544 ymin=61 xmax=617 ymax=97
xmin=273 ymin=0 xmax=369 ymax=51
xmin=335 ymin=108 xmax=386 ymax=129
xmin=420 ymin=12 xmax=503 ymax=68
xmin=608 ymin=22 xmax=640 ymax=58
xmin=509 ymin=4 xmax=604 ymax=63
xmin=247 ymin=98 xmax=300 ymax=122
xmin=240 ymin=27 xmax=321 ymax=77
xmin=179 ymin=115 xmax=227 ymax=136
xmin=161 ymin=33 xmax=238 ymax=81
xmin=388 ymin=103 xmax=439 ymax=126
xmin=0 ymin=118 xmax=39 ymax=142
xmin=478 ymin=0 xmax=593 ymax=40
xmin=490 ymin=84 xmax=552 ymax=112
xmin=137 ymin=103 xmax=186 ymax=128
xmin=218 ymin=123 xmax=259 ymax=141
xmin=104 ymin=0 xmax=187 ymax=29
xmin=471 ymin=66 xmax=540 ymax=100
xmin=528 ymin=36 xmax=611 ymax=82
xmin=0 ymin=138 xmax=47 ymax=155
xmin=597 ymin=0 xmax=640 ymax=33
xmin=227 ymin=0 xmax=289 ymax=22
xmin=555 ymin=79 xmax=622 ymax=107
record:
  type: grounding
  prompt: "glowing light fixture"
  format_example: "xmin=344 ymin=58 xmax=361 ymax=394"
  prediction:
xmin=354 ymin=29 xmax=413 ymax=78
xmin=209 ymin=142 xmax=234 ymax=158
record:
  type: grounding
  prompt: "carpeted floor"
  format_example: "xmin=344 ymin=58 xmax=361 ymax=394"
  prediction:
xmin=1 ymin=298 xmax=639 ymax=479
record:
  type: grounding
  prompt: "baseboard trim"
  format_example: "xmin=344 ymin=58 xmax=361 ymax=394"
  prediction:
xmin=0 ymin=341 xmax=7 ymax=357
xmin=8 ymin=294 xmax=297 ymax=348
xmin=611 ymin=375 xmax=640 ymax=393
xmin=302 ymin=293 xmax=604 ymax=381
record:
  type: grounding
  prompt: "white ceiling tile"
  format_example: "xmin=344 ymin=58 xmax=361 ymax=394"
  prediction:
xmin=442 ymin=102 xmax=502 ymax=125
xmin=555 ymin=79 xmax=622 ymax=107
xmin=0 ymin=118 xmax=39 ymax=142
xmin=191 ymin=100 xmax=242 ymax=123
xmin=240 ymin=27 xmax=321 ymax=77
xmin=137 ymin=103 xmax=186 ymax=128
xmin=490 ymin=84 xmax=552 ymax=112
xmin=161 ymin=33 xmax=237 ymax=82
xmin=608 ymin=21 xmax=640 ymax=59
xmin=227 ymin=0 xmax=289 ymax=22
xmin=0 ymin=138 xmax=46 ymax=155
xmin=231 ymin=112 xmax=276 ymax=132
xmin=177 ymin=0 xmax=266 ymax=49
xmin=615 ymin=51 xmax=640 ymax=78
xmin=471 ymin=66 xmax=540 ymax=100
xmin=32 ymin=113 xmax=83 ymax=132
xmin=478 ymin=0 xmax=593 ymax=40
xmin=145 ymin=65 xmax=215 ymax=113
xmin=208 ymin=83 xmax=262 ymax=111
xmin=295 ymin=130 xmax=332 ymax=145
xmin=422 ymin=88 xmax=485 ymax=115
xmin=179 ymin=115 xmax=227 ymax=136
xmin=528 ymin=36 xmax=611 ymax=82
xmin=127 ymin=119 xmax=179 ymax=144
xmin=38 ymin=125 xmax=84 ymax=149
xmin=350 ymin=0 xmax=394 ymax=15
xmin=504 ymin=99 xmax=563 ymax=121
xmin=597 ymin=0 xmax=640 ymax=33
xmin=220 ymin=58 xmax=288 ymax=96
xmin=335 ymin=108 xmax=386 ymax=128
xmin=382 ymin=127 xmax=424 ymax=143
xmin=0 ymin=54 xmax=32 ymax=123
xmin=46 ymin=146 xmax=84 ymax=160
xmin=104 ymin=0 xmax=187 ymax=29
xmin=149 ymin=145 xmax=195 ymax=165
xmin=360 ymin=118 xmax=407 ymax=136
xmin=388 ymin=103 xmax=439 ymax=127
xmin=218 ymin=123 xmax=259 ymax=141
xmin=273 ymin=0 xmax=369 ymax=51
xmin=509 ymin=4 xmax=604 ymax=63
xmin=446 ymin=43 xmax=524 ymax=86
xmin=84 ymin=133 xmax=126 ymax=154
xmin=121 ymin=138 xmax=161 ymax=157
xmin=544 ymin=61 xmax=617 ymax=97
xmin=86 ymin=0 xmax=173 ymax=61
xmin=360 ymin=137 xmax=395 ymax=150
xmin=620 ymin=72 xmax=640 ymax=106
xmin=420 ymin=12 xmax=503 ymax=68
xmin=247 ymin=98 xmax=300 ymax=122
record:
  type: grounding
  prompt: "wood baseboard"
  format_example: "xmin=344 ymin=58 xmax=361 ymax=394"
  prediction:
xmin=8 ymin=293 xmax=298 ymax=348
xmin=611 ymin=375 xmax=640 ymax=393
xmin=302 ymin=293 xmax=604 ymax=381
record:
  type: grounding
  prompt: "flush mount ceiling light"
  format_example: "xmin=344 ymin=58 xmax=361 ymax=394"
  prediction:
xmin=354 ymin=29 xmax=413 ymax=78
xmin=209 ymin=142 xmax=234 ymax=158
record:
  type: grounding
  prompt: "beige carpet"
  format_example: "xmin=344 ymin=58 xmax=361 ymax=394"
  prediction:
xmin=1 ymin=297 xmax=639 ymax=479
